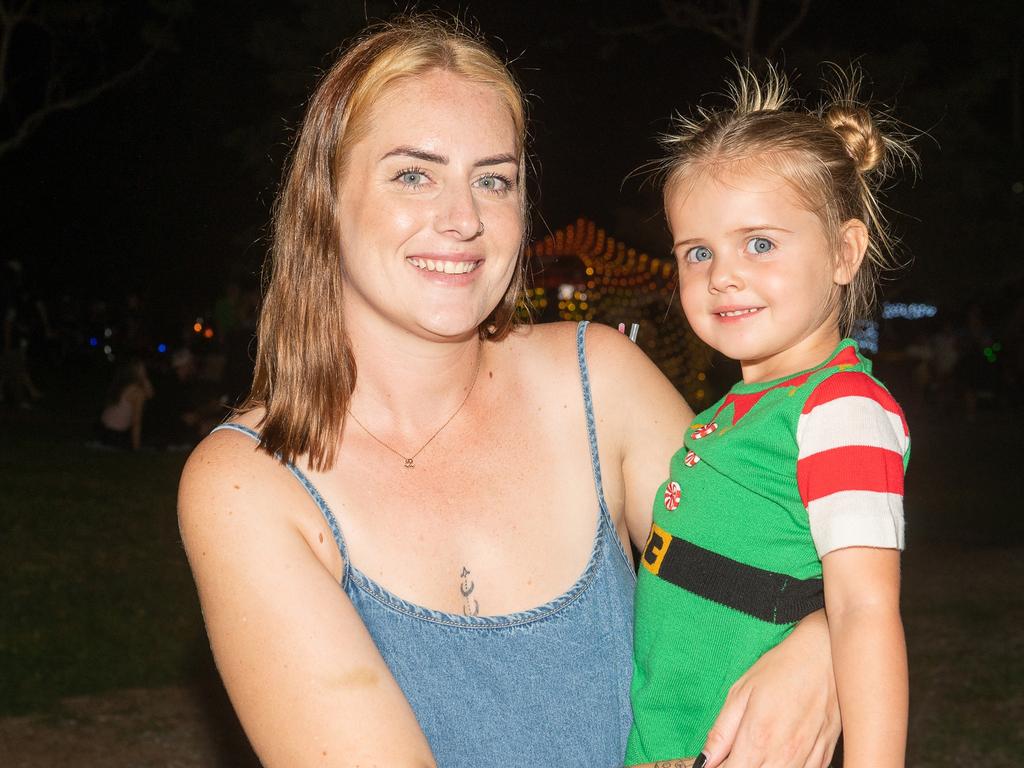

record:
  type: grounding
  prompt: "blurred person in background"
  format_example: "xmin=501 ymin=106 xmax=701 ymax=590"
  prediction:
xmin=96 ymin=358 xmax=154 ymax=450
xmin=1 ymin=259 xmax=48 ymax=408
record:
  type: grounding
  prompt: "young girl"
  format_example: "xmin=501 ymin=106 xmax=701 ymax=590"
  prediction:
xmin=627 ymin=66 xmax=914 ymax=768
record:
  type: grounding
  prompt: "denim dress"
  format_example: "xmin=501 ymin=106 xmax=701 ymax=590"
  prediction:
xmin=215 ymin=322 xmax=636 ymax=766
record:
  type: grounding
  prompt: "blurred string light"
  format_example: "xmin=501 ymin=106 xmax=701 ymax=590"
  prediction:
xmin=157 ymin=343 xmax=167 ymax=353
xmin=882 ymin=302 xmax=937 ymax=320
xmin=984 ymin=342 xmax=1002 ymax=364
xmin=523 ymin=217 xmax=712 ymax=404
xmin=852 ymin=319 xmax=879 ymax=354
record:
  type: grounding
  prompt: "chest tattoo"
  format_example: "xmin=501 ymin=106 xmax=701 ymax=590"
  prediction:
xmin=459 ymin=566 xmax=480 ymax=616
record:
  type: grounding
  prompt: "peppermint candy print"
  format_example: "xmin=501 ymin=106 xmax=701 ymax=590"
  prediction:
xmin=690 ymin=421 xmax=718 ymax=440
xmin=663 ymin=481 xmax=682 ymax=511
xmin=684 ymin=450 xmax=700 ymax=467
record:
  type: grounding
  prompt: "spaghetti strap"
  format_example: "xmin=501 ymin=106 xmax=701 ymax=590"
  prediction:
xmin=575 ymin=322 xmax=621 ymax=551
xmin=210 ymin=423 xmax=352 ymax=586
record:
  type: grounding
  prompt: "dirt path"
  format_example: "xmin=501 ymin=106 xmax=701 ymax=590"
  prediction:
xmin=0 ymin=686 xmax=234 ymax=768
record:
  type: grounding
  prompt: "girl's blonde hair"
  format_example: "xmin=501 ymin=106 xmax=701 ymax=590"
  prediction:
xmin=242 ymin=15 xmax=529 ymax=470
xmin=660 ymin=63 xmax=915 ymax=336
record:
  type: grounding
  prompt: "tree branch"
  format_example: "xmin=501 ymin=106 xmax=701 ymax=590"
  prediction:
xmin=766 ymin=0 xmax=812 ymax=57
xmin=0 ymin=42 xmax=155 ymax=158
xmin=0 ymin=1 xmax=179 ymax=160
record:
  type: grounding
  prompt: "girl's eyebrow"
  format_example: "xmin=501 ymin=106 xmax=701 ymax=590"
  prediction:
xmin=380 ymin=146 xmax=517 ymax=168
xmin=732 ymin=225 xmax=794 ymax=235
xmin=673 ymin=225 xmax=794 ymax=248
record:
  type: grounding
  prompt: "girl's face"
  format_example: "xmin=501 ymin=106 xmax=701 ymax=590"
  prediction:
xmin=336 ymin=69 xmax=523 ymax=342
xmin=668 ymin=165 xmax=846 ymax=383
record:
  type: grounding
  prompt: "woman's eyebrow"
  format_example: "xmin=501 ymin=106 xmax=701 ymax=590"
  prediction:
xmin=381 ymin=146 xmax=447 ymax=164
xmin=380 ymin=147 xmax=517 ymax=168
xmin=474 ymin=153 xmax=517 ymax=168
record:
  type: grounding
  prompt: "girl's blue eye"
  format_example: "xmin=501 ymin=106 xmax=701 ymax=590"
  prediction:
xmin=686 ymin=246 xmax=713 ymax=263
xmin=746 ymin=237 xmax=774 ymax=255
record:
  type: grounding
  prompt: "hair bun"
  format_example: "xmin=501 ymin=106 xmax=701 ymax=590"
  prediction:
xmin=824 ymin=105 xmax=884 ymax=174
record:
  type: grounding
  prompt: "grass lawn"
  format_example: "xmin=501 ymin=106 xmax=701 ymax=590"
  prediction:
xmin=1 ymin=364 xmax=1022 ymax=765
xmin=1 ymin=370 xmax=206 ymax=715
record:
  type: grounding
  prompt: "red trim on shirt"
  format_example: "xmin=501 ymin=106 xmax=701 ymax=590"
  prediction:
xmin=713 ymin=345 xmax=865 ymax=425
xmin=798 ymin=445 xmax=906 ymax=504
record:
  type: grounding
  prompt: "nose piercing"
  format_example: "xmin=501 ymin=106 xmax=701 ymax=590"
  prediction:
xmin=476 ymin=220 xmax=485 ymax=237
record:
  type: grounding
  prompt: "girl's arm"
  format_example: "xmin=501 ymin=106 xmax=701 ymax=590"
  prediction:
xmin=178 ymin=431 xmax=437 ymax=767
xmin=822 ymin=547 xmax=907 ymax=768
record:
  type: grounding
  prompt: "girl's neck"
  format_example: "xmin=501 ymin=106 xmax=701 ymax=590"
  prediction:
xmin=740 ymin=325 xmax=843 ymax=384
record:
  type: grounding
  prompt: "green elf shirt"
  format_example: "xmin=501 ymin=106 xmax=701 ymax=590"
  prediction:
xmin=626 ymin=339 xmax=909 ymax=764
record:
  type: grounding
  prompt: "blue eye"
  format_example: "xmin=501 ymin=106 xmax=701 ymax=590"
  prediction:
xmin=686 ymin=246 xmax=713 ymax=263
xmin=395 ymin=169 xmax=427 ymax=187
xmin=746 ymin=237 xmax=774 ymax=255
xmin=474 ymin=174 xmax=513 ymax=194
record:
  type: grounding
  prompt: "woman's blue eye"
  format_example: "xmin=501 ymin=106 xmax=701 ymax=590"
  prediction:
xmin=396 ymin=170 xmax=427 ymax=186
xmin=746 ymin=237 xmax=774 ymax=255
xmin=475 ymin=174 xmax=513 ymax=194
xmin=686 ymin=246 xmax=713 ymax=263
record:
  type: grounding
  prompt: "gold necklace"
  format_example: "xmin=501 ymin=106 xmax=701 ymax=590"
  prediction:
xmin=347 ymin=355 xmax=482 ymax=469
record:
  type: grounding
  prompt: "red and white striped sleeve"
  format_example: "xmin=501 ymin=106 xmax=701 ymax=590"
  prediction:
xmin=796 ymin=372 xmax=910 ymax=557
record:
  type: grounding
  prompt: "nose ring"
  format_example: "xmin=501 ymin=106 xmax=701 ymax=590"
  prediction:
xmin=476 ymin=220 xmax=485 ymax=237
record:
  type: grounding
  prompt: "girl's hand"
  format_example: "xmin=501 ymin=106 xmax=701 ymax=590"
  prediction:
xmin=702 ymin=610 xmax=840 ymax=768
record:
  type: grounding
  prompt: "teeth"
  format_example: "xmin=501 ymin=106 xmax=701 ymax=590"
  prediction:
xmin=718 ymin=308 xmax=759 ymax=317
xmin=408 ymin=257 xmax=479 ymax=274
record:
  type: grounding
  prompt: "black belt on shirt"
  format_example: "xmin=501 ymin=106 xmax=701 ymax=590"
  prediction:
xmin=641 ymin=523 xmax=824 ymax=625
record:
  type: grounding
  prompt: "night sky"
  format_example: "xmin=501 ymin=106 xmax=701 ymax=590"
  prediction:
xmin=3 ymin=0 xmax=1021 ymax=328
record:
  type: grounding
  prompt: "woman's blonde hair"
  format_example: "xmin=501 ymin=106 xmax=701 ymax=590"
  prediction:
xmin=242 ymin=14 xmax=529 ymax=470
xmin=660 ymin=63 xmax=915 ymax=337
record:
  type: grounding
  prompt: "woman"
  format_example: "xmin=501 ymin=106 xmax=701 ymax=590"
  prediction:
xmin=179 ymin=16 xmax=839 ymax=767
xmin=98 ymin=358 xmax=154 ymax=450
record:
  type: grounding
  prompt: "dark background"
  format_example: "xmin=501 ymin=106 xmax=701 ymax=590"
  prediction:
xmin=3 ymin=0 xmax=1022 ymax=331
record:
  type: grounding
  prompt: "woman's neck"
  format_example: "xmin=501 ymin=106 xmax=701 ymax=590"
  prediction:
xmin=345 ymin=315 xmax=485 ymax=432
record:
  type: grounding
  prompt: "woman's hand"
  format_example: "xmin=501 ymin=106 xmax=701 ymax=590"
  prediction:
xmin=701 ymin=610 xmax=840 ymax=768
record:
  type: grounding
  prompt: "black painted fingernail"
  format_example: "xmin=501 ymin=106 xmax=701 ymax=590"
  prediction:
xmin=693 ymin=753 xmax=708 ymax=768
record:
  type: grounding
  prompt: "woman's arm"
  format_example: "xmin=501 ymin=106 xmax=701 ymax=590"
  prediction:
xmin=631 ymin=612 xmax=841 ymax=768
xmin=822 ymin=547 xmax=907 ymax=768
xmin=581 ymin=322 xmax=694 ymax=548
xmin=178 ymin=431 xmax=436 ymax=767
xmin=701 ymin=610 xmax=840 ymax=768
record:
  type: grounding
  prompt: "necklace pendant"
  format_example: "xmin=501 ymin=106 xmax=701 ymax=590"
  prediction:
xmin=404 ymin=458 xmax=415 ymax=468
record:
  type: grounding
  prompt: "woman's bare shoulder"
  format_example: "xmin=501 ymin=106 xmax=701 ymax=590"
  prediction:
xmin=178 ymin=409 xmax=297 ymax=536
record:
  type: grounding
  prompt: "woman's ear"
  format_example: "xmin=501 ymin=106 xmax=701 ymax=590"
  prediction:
xmin=834 ymin=219 xmax=869 ymax=286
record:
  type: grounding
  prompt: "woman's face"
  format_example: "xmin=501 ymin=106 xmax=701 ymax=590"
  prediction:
xmin=336 ymin=69 xmax=523 ymax=341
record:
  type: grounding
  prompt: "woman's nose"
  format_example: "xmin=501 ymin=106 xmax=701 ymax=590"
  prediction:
xmin=435 ymin=183 xmax=482 ymax=240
